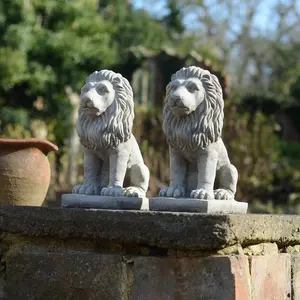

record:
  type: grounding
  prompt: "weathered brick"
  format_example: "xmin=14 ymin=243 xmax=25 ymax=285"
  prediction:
xmin=250 ymin=254 xmax=291 ymax=300
xmin=291 ymin=255 xmax=300 ymax=300
xmin=232 ymin=256 xmax=252 ymax=300
xmin=6 ymin=246 xmax=124 ymax=300
xmin=128 ymin=255 xmax=251 ymax=300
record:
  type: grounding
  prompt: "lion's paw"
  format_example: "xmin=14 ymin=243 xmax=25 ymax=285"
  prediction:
xmin=72 ymin=183 xmax=102 ymax=195
xmin=190 ymin=189 xmax=213 ymax=200
xmin=123 ymin=187 xmax=145 ymax=198
xmin=214 ymin=189 xmax=234 ymax=200
xmin=101 ymin=186 xmax=124 ymax=197
xmin=159 ymin=186 xmax=185 ymax=198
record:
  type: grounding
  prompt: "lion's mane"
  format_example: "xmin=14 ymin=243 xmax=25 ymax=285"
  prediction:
xmin=77 ymin=70 xmax=134 ymax=149
xmin=163 ymin=66 xmax=224 ymax=152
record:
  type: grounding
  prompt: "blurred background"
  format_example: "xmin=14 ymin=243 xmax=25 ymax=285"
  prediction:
xmin=0 ymin=0 xmax=300 ymax=213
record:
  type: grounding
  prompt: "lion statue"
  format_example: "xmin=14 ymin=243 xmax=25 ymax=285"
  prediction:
xmin=159 ymin=66 xmax=238 ymax=200
xmin=72 ymin=69 xmax=149 ymax=197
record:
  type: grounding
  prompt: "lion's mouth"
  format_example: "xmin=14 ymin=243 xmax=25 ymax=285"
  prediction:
xmin=80 ymin=107 xmax=101 ymax=116
xmin=170 ymin=105 xmax=190 ymax=116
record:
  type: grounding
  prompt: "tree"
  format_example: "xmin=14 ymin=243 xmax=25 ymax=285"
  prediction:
xmin=162 ymin=0 xmax=185 ymax=40
xmin=166 ymin=0 xmax=300 ymax=97
xmin=0 ymin=0 xmax=118 ymax=184
xmin=99 ymin=0 xmax=169 ymax=60
xmin=0 ymin=0 xmax=117 ymax=126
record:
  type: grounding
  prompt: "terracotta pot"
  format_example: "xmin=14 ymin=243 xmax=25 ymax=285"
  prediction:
xmin=0 ymin=138 xmax=58 ymax=206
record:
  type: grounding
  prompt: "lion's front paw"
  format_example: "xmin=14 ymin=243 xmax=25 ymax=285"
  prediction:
xmin=72 ymin=183 xmax=102 ymax=195
xmin=123 ymin=187 xmax=145 ymax=197
xmin=214 ymin=189 xmax=234 ymax=200
xmin=101 ymin=186 xmax=124 ymax=197
xmin=159 ymin=186 xmax=185 ymax=198
xmin=190 ymin=189 xmax=213 ymax=199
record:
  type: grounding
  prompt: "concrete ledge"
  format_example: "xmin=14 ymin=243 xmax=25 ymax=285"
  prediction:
xmin=0 ymin=205 xmax=300 ymax=250
xmin=149 ymin=197 xmax=248 ymax=213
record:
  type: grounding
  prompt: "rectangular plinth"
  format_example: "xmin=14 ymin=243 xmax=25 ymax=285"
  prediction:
xmin=149 ymin=197 xmax=248 ymax=214
xmin=61 ymin=194 xmax=148 ymax=210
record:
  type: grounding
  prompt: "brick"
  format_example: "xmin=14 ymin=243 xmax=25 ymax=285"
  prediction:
xmin=6 ymin=246 xmax=124 ymax=300
xmin=128 ymin=255 xmax=251 ymax=300
xmin=231 ymin=256 xmax=252 ymax=300
xmin=291 ymin=255 xmax=300 ymax=300
xmin=250 ymin=254 xmax=291 ymax=300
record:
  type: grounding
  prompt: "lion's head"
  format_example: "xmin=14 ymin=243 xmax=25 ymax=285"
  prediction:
xmin=76 ymin=70 xmax=134 ymax=149
xmin=163 ymin=66 xmax=224 ymax=151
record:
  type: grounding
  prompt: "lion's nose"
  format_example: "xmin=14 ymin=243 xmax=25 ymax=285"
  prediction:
xmin=171 ymin=95 xmax=183 ymax=106
xmin=86 ymin=100 xmax=94 ymax=108
xmin=81 ymin=96 xmax=94 ymax=108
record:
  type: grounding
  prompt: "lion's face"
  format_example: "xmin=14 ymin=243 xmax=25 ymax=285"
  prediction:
xmin=80 ymin=80 xmax=115 ymax=117
xmin=77 ymin=69 xmax=134 ymax=150
xmin=163 ymin=66 xmax=224 ymax=151
xmin=166 ymin=78 xmax=205 ymax=117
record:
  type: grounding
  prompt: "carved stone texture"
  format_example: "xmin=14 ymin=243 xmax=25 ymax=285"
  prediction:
xmin=159 ymin=66 xmax=238 ymax=200
xmin=72 ymin=70 xmax=150 ymax=198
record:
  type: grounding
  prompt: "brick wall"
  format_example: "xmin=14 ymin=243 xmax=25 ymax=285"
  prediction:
xmin=0 ymin=206 xmax=300 ymax=299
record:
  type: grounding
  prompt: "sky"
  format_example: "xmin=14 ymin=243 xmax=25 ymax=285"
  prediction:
xmin=132 ymin=0 xmax=166 ymax=16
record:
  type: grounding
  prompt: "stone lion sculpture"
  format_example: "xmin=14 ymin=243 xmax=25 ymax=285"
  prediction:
xmin=159 ymin=66 xmax=238 ymax=200
xmin=72 ymin=69 xmax=149 ymax=197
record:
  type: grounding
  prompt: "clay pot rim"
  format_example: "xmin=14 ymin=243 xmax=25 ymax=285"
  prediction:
xmin=0 ymin=138 xmax=58 ymax=154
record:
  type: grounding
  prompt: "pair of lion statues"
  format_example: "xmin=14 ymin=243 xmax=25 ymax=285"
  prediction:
xmin=73 ymin=67 xmax=238 ymax=200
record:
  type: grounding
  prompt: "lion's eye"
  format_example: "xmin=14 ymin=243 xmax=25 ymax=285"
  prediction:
xmin=96 ymin=85 xmax=109 ymax=94
xmin=187 ymin=84 xmax=199 ymax=93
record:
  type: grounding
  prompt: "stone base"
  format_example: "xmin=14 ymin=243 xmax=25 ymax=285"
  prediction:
xmin=1 ymin=206 xmax=299 ymax=300
xmin=61 ymin=194 xmax=149 ymax=210
xmin=149 ymin=197 xmax=248 ymax=214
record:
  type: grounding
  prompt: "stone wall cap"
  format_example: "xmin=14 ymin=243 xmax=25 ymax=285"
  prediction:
xmin=0 ymin=205 xmax=299 ymax=250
